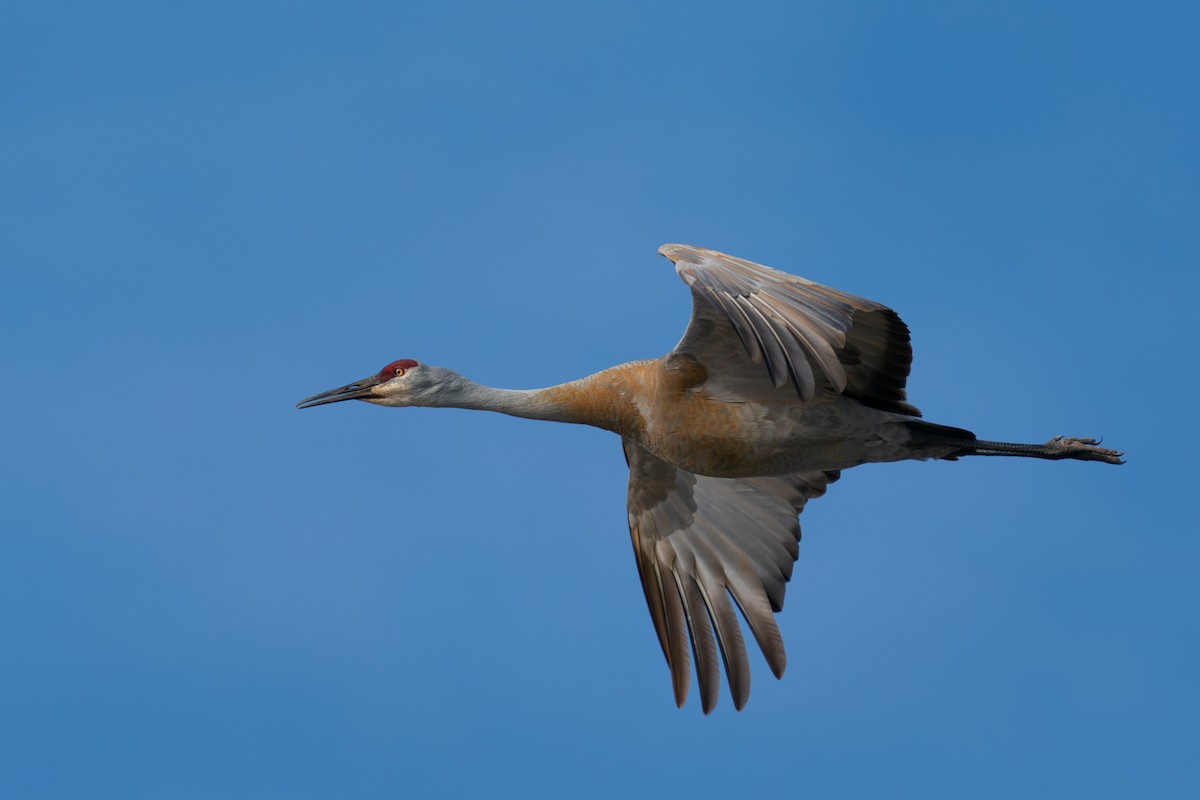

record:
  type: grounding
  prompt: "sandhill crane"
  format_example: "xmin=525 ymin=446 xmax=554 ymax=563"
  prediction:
xmin=297 ymin=244 xmax=1123 ymax=713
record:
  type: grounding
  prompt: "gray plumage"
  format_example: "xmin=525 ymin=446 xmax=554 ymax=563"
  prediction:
xmin=298 ymin=243 xmax=1124 ymax=713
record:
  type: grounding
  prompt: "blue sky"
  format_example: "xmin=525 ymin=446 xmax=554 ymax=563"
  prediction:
xmin=2 ymin=1 xmax=1196 ymax=797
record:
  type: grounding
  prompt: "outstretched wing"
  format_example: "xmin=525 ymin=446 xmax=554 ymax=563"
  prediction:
xmin=660 ymin=243 xmax=920 ymax=416
xmin=624 ymin=440 xmax=840 ymax=713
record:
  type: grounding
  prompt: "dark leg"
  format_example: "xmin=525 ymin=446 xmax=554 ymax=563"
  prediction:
xmin=954 ymin=436 xmax=1124 ymax=464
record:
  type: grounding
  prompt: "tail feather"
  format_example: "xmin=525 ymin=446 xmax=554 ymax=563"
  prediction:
xmin=905 ymin=419 xmax=977 ymax=461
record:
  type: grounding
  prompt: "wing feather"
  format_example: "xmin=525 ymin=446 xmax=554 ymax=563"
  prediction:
xmin=735 ymin=295 xmax=803 ymax=392
xmin=712 ymin=293 xmax=765 ymax=365
xmin=661 ymin=243 xmax=921 ymax=415
xmin=624 ymin=440 xmax=838 ymax=712
xmin=674 ymin=567 xmax=721 ymax=714
xmin=687 ymin=534 xmax=752 ymax=709
xmin=653 ymin=540 xmax=693 ymax=708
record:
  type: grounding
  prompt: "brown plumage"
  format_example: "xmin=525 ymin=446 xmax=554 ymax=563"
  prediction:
xmin=298 ymin=243 xmax=1124 ymax=713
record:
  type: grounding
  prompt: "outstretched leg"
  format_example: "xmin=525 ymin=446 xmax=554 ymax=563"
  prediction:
xmin=904 ymin=420 xmax=1125 ymax=464
xmin=953 ymin=435 xmax=1124 ymax=464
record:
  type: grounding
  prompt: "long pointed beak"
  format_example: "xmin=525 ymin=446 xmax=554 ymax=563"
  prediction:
xmin=296 ymin=375 xmax=380 ymax=409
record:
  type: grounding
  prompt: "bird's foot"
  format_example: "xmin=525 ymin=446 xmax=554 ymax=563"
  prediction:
xmin=1043 ymin=436 xmax=1125 ymax=464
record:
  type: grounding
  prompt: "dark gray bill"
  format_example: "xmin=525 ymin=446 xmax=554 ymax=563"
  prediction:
xmin=296 ymin=376 xmax=379 ymax=409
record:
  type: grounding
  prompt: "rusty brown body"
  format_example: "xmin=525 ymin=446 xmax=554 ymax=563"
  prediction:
xmin=540 ymin=357 xmax=941 ymax=478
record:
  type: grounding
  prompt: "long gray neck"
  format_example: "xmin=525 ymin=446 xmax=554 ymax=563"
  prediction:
xmin=422 ymin=368 xmax=586 ymax=424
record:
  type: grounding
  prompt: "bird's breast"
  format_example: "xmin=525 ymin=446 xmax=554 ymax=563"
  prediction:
xmin=637 ymin=386 xmax=782 ymax=476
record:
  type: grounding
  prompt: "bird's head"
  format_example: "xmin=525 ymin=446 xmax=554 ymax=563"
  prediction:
xmin=296 ymin=359 xmax=460 ymax=409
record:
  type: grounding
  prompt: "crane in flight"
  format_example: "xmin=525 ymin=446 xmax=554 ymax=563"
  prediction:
xmin=297 ymin=244 xmax=1123 ymax=713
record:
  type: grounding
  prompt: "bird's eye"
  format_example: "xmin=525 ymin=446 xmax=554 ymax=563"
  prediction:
xmin=394 ymin=366 xmax=406 ymax=377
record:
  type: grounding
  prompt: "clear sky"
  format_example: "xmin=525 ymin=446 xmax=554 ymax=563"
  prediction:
xmin=2 ymin=2 xmax=1196 ymax=797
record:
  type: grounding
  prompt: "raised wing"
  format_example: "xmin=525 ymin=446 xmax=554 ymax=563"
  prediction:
xmin=624 ymin=440 xmax=839 ymax=713
xmin=660 ymin=243 xmax=920 ymax=415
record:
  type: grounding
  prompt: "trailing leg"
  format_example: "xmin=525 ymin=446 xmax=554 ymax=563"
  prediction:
xmin=904 ymin=420 xmax=1125 ymax=464
xmin=953 ymin=435 xmax=1124 ymax=464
